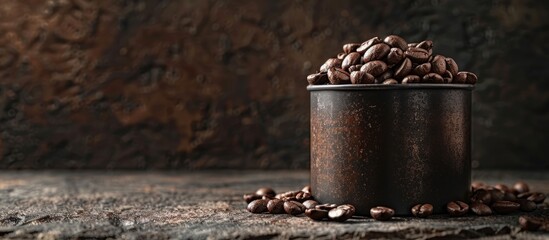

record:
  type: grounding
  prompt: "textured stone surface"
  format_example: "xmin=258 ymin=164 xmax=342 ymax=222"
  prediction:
xmin=0 ymin=170 xmax=548 ymax=239
xmin=0 ymin=0 xmax=548 ymax=169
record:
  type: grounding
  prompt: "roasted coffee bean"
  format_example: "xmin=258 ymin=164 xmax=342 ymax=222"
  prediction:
xmin=408 ymin=42 xmax=417 ymax=48
xmin=360 ymin=60 xmax=388 ymax=77
xmin=405 ymin=47 xmax=430 ymax=63
xmin=256 ymin=187 xmax=276 ymax=198
xmin=351 ymin=71 xmax=375 ymax=84
xmin=494 ymin=184 xmax=511 ymax=193
xmin=431 ymin=55 xmax=446 ymax=75
xmin=275 ymin=191 xmax=299 ymax=201
xmin=370 ymin=206 xmax=395 ymax=221
xmin=378 ymin=70 xmax=394 ymax=81
xmin=442 ymin=70 xmax=453 ymax=83
xmin=471 ymin=181 xmax=488 ymax=191
xmin=343 ymin=43 xmax=361 ymax=54
xmin=302 ymin=185 xmax=311 ymax=193
xmin=518 ymin=192 xmax=546 ymax=204
xmin=356 ymin=37 xmax=382 ymax=54
xmin=402 ymin=75 xmax=420 ymax=84
xmin=445 ymin=57 xmax=459 ymax=76
xmin=302 ymin=200 xmax=319 ymax=209
xmin=342 ymin=52 xmax=361 ymax=70
xmin=328 ymin=67 xmax=351 ymax=84
xmin=382 ymin=79 xmax=398 ymax=85
xmin=446 ymin=201 xmax=469 ymax=216
xmin=394 ymin=58 xmax=413 ymax=79
xmin=413 ymin=62 xmax=431 ymax=76
xmin=384 ymin=35 xmax=408 ymax=50
xmin=267 ymin=199 xmax=285 ymax=214
xmin=328 ymin=204 xmax=355 ymax=222
xmin=490 ymin=189 xmax=505 ymax=202
xmin=411 ymin=203 xmax=433 ymax=218
xmin=284 ymin=201 xmax=306 ymax=215
xmin=517 ymin=199 xmax=537 ymax=212
xmin=305 ymin=208 xmax=329 ymax=221
xmin=320 ymin=58 xmax=342 ymax=72
xmin=316 ymin=203 xmax=338 ymax=211
xmin=519 ymin=215 xmax=545 ymax=231
xmin=491 ymin=200 xmax=520 ymax=214
xmin=422 ymin=73 xmax=443 ymax=83
xmin=262 ymin=195 xmax=274 ymax=200
xmin=348 ymin=64 xmax=363 ymax=72
xmin=307 ymin=72 xmax=329 ymax=85
xmin=513 ymin=181 xmax=530 ymax=194
xmin=471 ymin=189 xmax=492 ymax=204
xmin=244 ymin=194 xmax=262 ymax=203
xmin=470 ymin=202 xmax=492 ymax=216
xmin=503 ymin=192 xmax=517 ymax=201
xmin=386 ymin=48 xmax=404 ymax=65
xmin=337 ymin=53 xmax=347 ymax=60
xmin=454 ymin=71 xmax=477 ymax=84
xmin=247 ymin=199 xmax=268 ymax=213
xmin=295 ymin=191 xmax=313 ymax=202
xmin=416 ymin=40 xmax=433 ymax=53
xmin=363 ymin=43 xmax=391 ymax=63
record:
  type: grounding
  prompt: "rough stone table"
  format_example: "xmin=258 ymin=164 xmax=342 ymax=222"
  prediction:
xmin=0 ymin=170 xmax=548 ymax=239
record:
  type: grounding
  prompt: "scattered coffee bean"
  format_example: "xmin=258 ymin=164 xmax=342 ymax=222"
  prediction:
xmin=267 ymin=199 xmax=285 ymax=214
xmin=517 ymin=199 xmax=537 ymax=212
xmin=401 ymin=75 xmax=420 ymax=84
xmin=301 ymin=185 xmax=311 ymax=193
xmin=356 ymin=37 xmax=382 ymax=54
xmin=316 ymin=203 xmax=338 ymax=211
xmin=411 ymin=203 xmax=433 ymax=218
xmin=319 ymin=58 xmax=342 ymax=73
xmin=405 ymin=47 xmax=429 ymax=63
xmin=470 ymin=202 xmax=492 ymax=216
xmin=383 ymin=35 xmax=408 ymax=50
xmin=519 ymin=215 xmax=545 ymax=231
xmin=394 ymin=58 xmax=413 ymax=79
xmin=284 ymin=201 xmax=306 ymax=215
xmin=431 ymin=55 xmax=446 ymax=75
xmin=471 ymin=181 xmax=487 ymax=191
xmin=503 ymin=192 xmax=517 ymax=202
xmin=342 ymin=52 xmax=361 ymax=70
xmin=302 ymin=200 xmax=319 ymax=209
xmin=491 ymin=200 xmax=520 ymax=214
xmin=490 ymin=189 xmax=505 ymax=202
xmin=343 ymin=43 xmax=361 ymax=54
xmin=513 ymin=181 xmax=530 ymax=194
xmin=247 ymin=199 xmax=268 ymax=213
xmin=255 ymin=187 xmax=276 ymax=198
xmin=422 ymin=73 xmax=443 ymax=83
xmin=243 ymin=194 xmax=262 ymax=204
xmin=327 ymin=67 xmax=351 ymax=84
xmin=350 ymin=71 xmax=375 ymax=84
xmin=305 ymin=208 xmax=329 ymax=221
xmin=360 ymin=60 xmax=388 ymax=77
xmin=447 ymin=201 xmax=469 ymax=217
xmin=328 ymin=204 xmax=355 ymax=222
xmin=494 ymin=184 xmax=511 ymax=193
xmin=275 ymin=191 xmax=299 ymax=201
xmin=386 ymin=48 xmax=404 ymax=65
xmin=518 ymin=192 xmax=546 ymax=204
xmin=382 ymin=79 xmax=398 ymax=85
xmin=370 ymin=206 xmax=395 ymax=221
xmin=307 ymin=73 xmax=329 ymax=85
xmin=295 ymin=191 xmax=313 ymax=202
xmin=471 ymin=189 xmax=492 ymax=204
xmin=413 ymin=62 xmax=431 ymax=76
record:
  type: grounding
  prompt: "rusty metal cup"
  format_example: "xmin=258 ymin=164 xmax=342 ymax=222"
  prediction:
xmin=308 ymin=84 xmax=473 ymax=215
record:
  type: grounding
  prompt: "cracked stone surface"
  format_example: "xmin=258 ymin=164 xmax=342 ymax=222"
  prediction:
xmin=0 ymin=170 xmax=548 ymax=239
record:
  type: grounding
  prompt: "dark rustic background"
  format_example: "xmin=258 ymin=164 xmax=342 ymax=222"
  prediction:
xmin=0 ymin=0 xmax=547 ymax=169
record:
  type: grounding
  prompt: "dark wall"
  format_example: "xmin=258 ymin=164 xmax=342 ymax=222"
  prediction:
xmin=0 ymin=0 xmax=547 ymax=169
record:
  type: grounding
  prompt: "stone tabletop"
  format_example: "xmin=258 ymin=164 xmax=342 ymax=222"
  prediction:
xmin=0 ymin=170 xmax=548 ymax=239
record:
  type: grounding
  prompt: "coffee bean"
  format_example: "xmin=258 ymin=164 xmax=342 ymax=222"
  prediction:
xmin=454 ymin=71 xmax=477 ymax=84
xmin=307 ymin=72 xmax=329 ymax=85
xmin=316 ymin=203 xmax=338 ymax=211
xmin=370 ymin=206 xmax=395 ymax=221
xmin=295 ymin=191 xmax=313 ymax=202
xmin=348 ymin=64 xmax=363 ymax=72
xmin=262 ymin=195 xmax=274 ymax=200
xmin=471 ymin=189 xmax=492 ymax=204
xmin=442 ymin=70 xmax=453 ymax=83
xmin=356 ymin=37 xmax=382 ymax=54
xmin=402 ymin=75 xmax=420 ymax=84
xmin=411 ymin=203 xmax=433 ymax=218
xmin=413 ymin=62 xmax=431 ymax=76
xmin=422 ymin=73 xmax=443 ymax=83
xmin=337 ymin=53 xmax=347 ymax=60
xmin=327 ymin=67 xmax=351 ymax=84
xmin=301 ymin=185 xmax=311 ymax=193
xmin=350 ymin=71 xmax=375 ymax=84
xmin=328 ymin=204 xmax=355 ymax=222
xmin=517 ymin=199 xmax=537 ymax=212
xmin=446 ymin=201 xmax=469 ymax=217
xmin=491 ymin=200 xmax=520 ymax=214
xmin=320 ymin=58 xmax=342 ymax=72
xmin=382 ymin=79 xmax=398 ymax=85
xmin=394 ymin=58 xmax=413 ymax=79
xmin=360 ymin=60 xmax=388 ymax=77
xmin=383 ymin=35 xmax=408 ymax=50
xmin=490 ymin=189 xmax=505 ymax=202
xmin=405 ymin=47 xmax=430 ymax=63
xmin=518 ymin=192 xmax=546 ymax=204
xmin=343 ymin=43 xmax=360 ymax=54
xmin=471 ymin=181 xmax=488 ymax=191
xmin=513 ymin=182 xmax=530 ymax=194
xmin=431 ymin=55 xmax=446 ymax=75
xmin=247 ymin=199 xmax=268 ymax=213
xmin=519 ymin=215 xmax=545 ymax=231
xmin=302 ymin=200 xmax=319 ymax=209
xmin=378 ymin=70 xmax=394 ymax=81
xmin=275 ymin=191 xmax=299 ymax=201
xmin=503 ymin=192 xmax=517 ymax=201
xmin=342 ymin=52 xmax=361 ymax=70
xmin=416 ymin=40 xmax=433 ymax=52
xmin=267 ymin=199 xmax=285 ymax=214
xmin=244 ymin=194 xmax=262 ymax=203
xmin=386 ymin=48 xmax=404 ymax=65
xmin=255 ymin=187 xmax=276 ymax=198
xmin=470 ymin=202 xmax=492 ymax=216
xmin=445 ymin=57 xmax=459 ymax=76
xmin=362 ymin=43 xmax=391 ymax=63
xmin=305 ymin=208 xmax=329 ymax=221
xmin=494 ymin=184 xmax=511 ymax=193
xmin=408 ymin=42 xmax=417 ymax=48
xmin=284 ymin=201 xmax=306 ymax=215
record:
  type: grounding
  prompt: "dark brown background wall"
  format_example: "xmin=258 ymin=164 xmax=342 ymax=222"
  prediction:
xmin=0 ymin=0 xmax=547 ymax=169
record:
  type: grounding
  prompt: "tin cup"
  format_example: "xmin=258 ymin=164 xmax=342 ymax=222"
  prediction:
xmin=308 ymin=84 xmax=473 ymax=215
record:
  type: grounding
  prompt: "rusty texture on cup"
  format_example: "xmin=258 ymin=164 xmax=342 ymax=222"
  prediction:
xmin=308 ymin=84 xmax=473 ymax=215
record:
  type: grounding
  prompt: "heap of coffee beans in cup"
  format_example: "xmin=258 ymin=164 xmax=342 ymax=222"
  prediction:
xmin=306 ymin=35 xmax=478 ymax=85
xmin=244 ymin=181 xmax=548 ymax=231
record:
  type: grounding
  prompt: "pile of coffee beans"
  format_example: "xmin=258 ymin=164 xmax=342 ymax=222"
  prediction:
xmin=244 ymin=181 xmax=548 ymax=231
xmin=306 ymin=35 xmax=478 ymax=85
